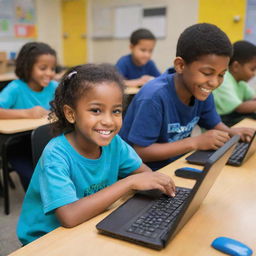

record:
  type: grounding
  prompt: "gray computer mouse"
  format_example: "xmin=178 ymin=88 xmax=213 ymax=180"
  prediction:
xmin=211 ymin=236 xmax=253 ymax=256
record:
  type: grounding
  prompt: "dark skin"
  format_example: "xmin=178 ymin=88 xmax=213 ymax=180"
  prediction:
xmin=134 ymin=55 xmax=255 ymax=163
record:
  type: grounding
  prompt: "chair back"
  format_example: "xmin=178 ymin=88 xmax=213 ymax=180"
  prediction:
xmin=31 ymin=123 xmax=54 ymax=169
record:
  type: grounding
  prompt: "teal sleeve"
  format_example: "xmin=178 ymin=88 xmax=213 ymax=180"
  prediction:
xmin=39 ymin=150 xmax=79 ymax=214
xmin=0 ymin=81 xmax=19 ymax=108
xmin=116 ymin=135 xmax=142 ymax=178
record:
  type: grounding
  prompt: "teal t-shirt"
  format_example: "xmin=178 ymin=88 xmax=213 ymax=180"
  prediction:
xmin=17 ymin=134 xmax=142 ymax=245
xmin=213 ymin=71 xmax=255 ymax=115
xmin=0 ymin=79 xmax=58 ymax=110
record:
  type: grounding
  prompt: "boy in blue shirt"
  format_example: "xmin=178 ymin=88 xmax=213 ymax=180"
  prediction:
xmin=115 ymin=28 xmax=160 ymax=87
xmin=120 ymin=23 xmax=254 ymax=171
xmin=213 ymin=40 xmax=256 ymax=126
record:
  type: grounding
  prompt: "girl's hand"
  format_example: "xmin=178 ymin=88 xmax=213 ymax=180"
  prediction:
xmin=192 ymin=130 xmax=230 ymax=150
xmin=128 ymin=172 xmax=176 ymax=197
xmin=27 ymin=106 xmax=49 ymax=119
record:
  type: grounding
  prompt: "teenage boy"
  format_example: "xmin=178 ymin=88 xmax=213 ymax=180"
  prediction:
xmin=120 ymin=23 xmax=254 ymax=170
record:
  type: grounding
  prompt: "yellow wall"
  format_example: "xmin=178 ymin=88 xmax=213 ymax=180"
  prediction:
xmin=198 ymin=0 xmax=246 ymax=42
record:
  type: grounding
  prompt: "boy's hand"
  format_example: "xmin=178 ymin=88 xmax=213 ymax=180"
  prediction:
xmin=129 ymin=172 xmax=176 ymax=197
xmin=193 ymin=130 xmax=230 ymax=150
xmin=229 ymin=127 xmax=255 ymax=142
xmin=139 ymin=75 xmax=155 ymax=85
xmin=27 ymin=106 xmax=49 ymax=119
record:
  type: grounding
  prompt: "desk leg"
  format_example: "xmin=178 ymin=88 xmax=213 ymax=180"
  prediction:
xmin=2 ymin=141 xmax=9 ymax=214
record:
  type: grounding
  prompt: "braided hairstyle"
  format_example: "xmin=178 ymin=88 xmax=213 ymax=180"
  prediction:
xmin=50 ymin=63 xmax=125 ymax=136
xmin=15 ymin=41 xmax=56 ymax=82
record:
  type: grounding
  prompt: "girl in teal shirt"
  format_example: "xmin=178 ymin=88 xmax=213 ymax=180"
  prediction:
xmin=17 ymin=64 xmax=176 ymax=245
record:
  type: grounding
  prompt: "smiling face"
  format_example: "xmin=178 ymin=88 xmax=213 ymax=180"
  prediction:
xmin=174 ymin=54 xmax=230 ymax=104
xmin=28 ymin=54 xmax=56 ymax=91
xmin=64 ymin=82 xmax=123 ymax=158
xmin=130 ymin=39 xmax=156 ymax=66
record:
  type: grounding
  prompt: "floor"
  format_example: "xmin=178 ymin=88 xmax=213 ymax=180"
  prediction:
xmin=0 ymin=172 xmax=24 ymax=256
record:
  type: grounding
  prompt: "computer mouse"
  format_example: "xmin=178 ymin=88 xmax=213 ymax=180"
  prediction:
xmin=174 ymin=167 xmax=203 ymax=179
xmin=211 ymin=236 xmax=253 ymax=256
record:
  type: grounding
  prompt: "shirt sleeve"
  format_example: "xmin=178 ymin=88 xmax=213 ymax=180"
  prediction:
xmin=0 ymin=81 xmax=19 ymax=108
xmin=148 ymin=60 xmax=161 ymax=77
xmin=115 ymin=57 xmax=127 ymax=78
xmin=198 ymin=94 xmax=221 ymax=129
xmin=117 ymin=136 xmax=142 ymax=178
xmin=39 ymin=150 xmax=79 ymax=214
xmin=126 ymin=99 xmax=163 ymax=147
xmin=239 ymin=81 xmax=255 ymax=101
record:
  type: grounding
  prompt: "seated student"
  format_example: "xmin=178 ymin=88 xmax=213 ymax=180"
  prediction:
xmin=0 ymin=42 xmax=58 ymax=190
xmin=17 ymin=64 xmax=176 ymax=245
xmin=119 ymin=23 xmax=254 ymax=171
xmin=115 ymin=28 xmax=161 ymax=87
xmin=213 ymin=40 xmax=256 ymax=127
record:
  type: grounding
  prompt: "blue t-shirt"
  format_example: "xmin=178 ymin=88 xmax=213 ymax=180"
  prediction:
xmin=0 ymin=79 xmax=58 ymax=110
xmin=17 ymin=134 xmax=142 ymax=245
xmin=115 ymin=54 xmax=160 ymax=79
xmin=119 ymin=71 xmax=221 ymax=170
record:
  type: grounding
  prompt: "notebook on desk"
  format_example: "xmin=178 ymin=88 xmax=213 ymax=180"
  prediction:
xmin=96 ymin=135 xmax=240 ymax=250
xmin=186 ymin=132 xmax=256 ymax=166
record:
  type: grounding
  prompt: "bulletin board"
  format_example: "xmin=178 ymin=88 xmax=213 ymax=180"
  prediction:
xmin=244 ymin=0 xmax=256 ymax=44
xmin=92 ymin=5 xmax=167 ymax=39
xmin=0 ymin=0 xmax=37 ymax=39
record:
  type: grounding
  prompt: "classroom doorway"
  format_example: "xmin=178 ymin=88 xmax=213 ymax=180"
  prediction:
xmin=61 ymin=0 xmax=87 ymax=67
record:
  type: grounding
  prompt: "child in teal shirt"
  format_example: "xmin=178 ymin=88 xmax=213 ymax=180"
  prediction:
xmin=17 ymin=64 xmax=175 ymax=245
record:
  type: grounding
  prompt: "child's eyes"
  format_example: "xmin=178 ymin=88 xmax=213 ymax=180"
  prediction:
xmin=113 ymin=109 xmax=122 ymax=114
xmin=90 ymin=108 xmax=101 ymax=114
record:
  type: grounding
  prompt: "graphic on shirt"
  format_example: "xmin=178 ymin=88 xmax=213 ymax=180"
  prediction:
xmin=84 ymin=180 xmax=108 ymax=196
xmin=167 ymin=116 xmax=199 ymax=142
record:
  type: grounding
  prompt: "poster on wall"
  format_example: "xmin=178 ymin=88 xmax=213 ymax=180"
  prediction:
xmin=14 ymin=0 xmax=37 ymax=38
xmin=0 ymin=0 xmax=36 ymax=38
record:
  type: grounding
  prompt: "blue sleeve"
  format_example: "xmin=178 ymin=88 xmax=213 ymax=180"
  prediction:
xmin=0 ymin=81 xmax=19 ymax=108
xmin=116 ymin=135 xmax=142 ymax=178
xmin=115 ymin=57 xmax=127 ymax=78
xmin=125 ymin=99 xmax=163 ymax=147
xmin=198 ymin=94 xmax=221 ymax=129
xmin=148 ymin=60 xmax=161 ymax=77
xmin=38 ymin=150 xmax=79 ymax=214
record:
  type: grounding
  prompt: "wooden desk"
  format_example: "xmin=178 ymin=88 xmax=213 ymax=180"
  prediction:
xmin=0 ymin=117 xmax=49 ymax=214
xmin=9 ymin=119 xmax=256 ymax=255
xmin=0 ymin=72 xmax=16 ymax=82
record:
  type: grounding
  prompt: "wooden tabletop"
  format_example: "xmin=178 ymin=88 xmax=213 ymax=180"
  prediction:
xmin=0 ymin=117 xmax=49 ymax=134
xmin=9 ymin=119 xmax=256 ymax=255
xmin=125 ymin=87 xmax=141 ymax=95
xmin=0 ymin=73 xmax=16 ymax=82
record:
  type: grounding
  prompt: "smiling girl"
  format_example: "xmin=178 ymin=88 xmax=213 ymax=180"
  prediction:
xmin=17 ymin=64 xmax=176 ymax=245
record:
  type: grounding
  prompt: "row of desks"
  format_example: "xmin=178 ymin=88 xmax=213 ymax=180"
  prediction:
xmin=7 ymin=118 xmax=256 ymax=255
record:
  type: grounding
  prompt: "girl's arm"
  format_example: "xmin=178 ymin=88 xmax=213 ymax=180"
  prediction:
xmin=0 ymin=106 xmax=49 ymax=119
xmin=55 ymin=165 xmax=175 ymax=228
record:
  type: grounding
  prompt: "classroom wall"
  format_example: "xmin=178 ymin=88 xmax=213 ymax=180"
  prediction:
xmin=36 ymin=0 xmax=63 ymax=64
xmin=89 ymin=0 xmax=198 ymax=72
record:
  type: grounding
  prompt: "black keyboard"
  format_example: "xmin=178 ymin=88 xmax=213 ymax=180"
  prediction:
xmin=228 ymin=142 xmax=249 ymax=165
xmin=126 ymin=187 xmax=191 ymax=238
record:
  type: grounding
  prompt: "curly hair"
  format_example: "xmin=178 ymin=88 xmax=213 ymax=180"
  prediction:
xmin=230 ymin=40 xmax=256 ymax=65
xmin=15 ymin=42 xmax=56 ymax=82
xmin=176 ymin=23 xmax=232 ymax=64
xmin=50 ymin=63 xmax=125 ymax=136
xmin=130 ymin=28 xmax=156 ymax=45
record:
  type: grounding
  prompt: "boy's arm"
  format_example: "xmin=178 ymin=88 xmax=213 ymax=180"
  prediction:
xmin=235 ymin=100 xmax=256 ymax=113
xmin=124 ymin=75 xmax=154 ymax=87
xmin=55 ymin=169 xmax=175 ymax=228
xmin=133 ymin=129 xmax=230 ymax=162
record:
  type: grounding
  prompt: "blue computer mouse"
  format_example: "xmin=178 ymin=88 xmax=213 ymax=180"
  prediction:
xmin=211 ymin=236 xmax=253 ymax=256
xmin=174 ymin=167 xmax=203 ymax=179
